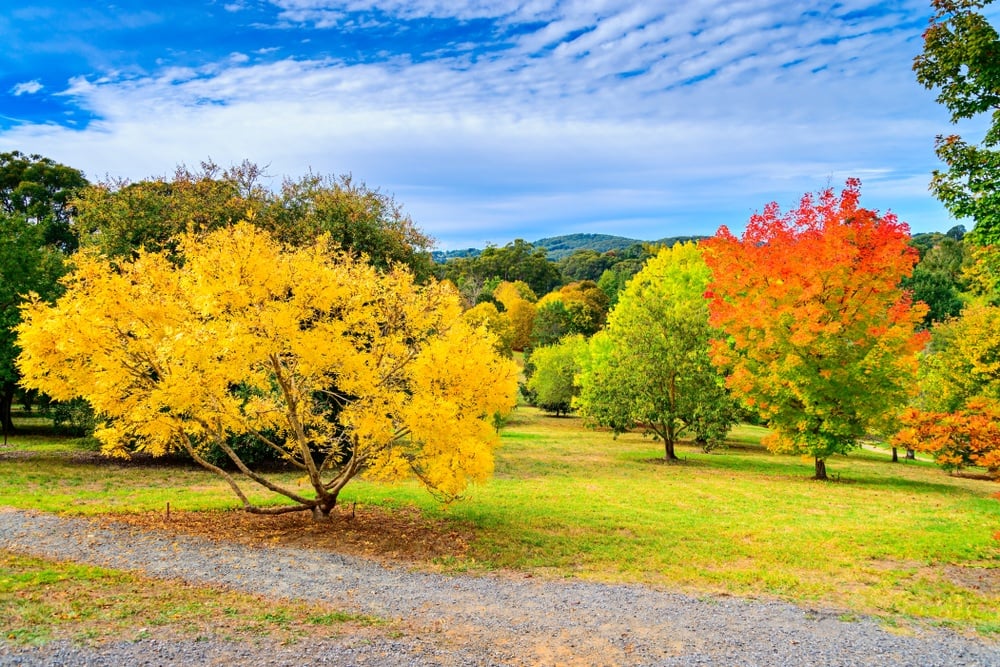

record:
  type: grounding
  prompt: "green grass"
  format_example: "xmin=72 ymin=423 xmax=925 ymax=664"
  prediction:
xmin=0 ymin=550 xmax=382 ymax=646
xmin=341 ymin=409 xmax=1000 ymax=634
xmin=1 ymin=407 xmax=998 ymax=635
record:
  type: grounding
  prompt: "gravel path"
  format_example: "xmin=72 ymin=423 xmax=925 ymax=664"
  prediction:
xmin=1 ymin=508 xmax=997 ymax=666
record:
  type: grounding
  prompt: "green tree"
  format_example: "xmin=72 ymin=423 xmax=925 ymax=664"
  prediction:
xmin=72 ymin=162 xmax=434 ymax=279
xmin=597 ymin=258 xmax=646 ymax=307
xmin=904 ymin=236 xmax=968 ymax=325
xmin=914 ymin=0 xmax=1000 ymax=244
xmin=0 ymin=152 xmax=86 ymax=433
xmin=527 ymin=335 xmax=587 ymax=416
xmin=72 ymin=161 xmax=263 ymax=258
xmin=0 ymin=214 xmax=66 ymax=432
xmin=0 ymin=151 xmax=88 ymax=252
xmin=443 ymin=240 xmax=561 ymax=298
xmin=272 ymin=173 xmax=434 ymax=281
xmin=558 ymin=249 xmax=615 ymax=282
xmin=576 ymin=243 xmax=737 ymax=460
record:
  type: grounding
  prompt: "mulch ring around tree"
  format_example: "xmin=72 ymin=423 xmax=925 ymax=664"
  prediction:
xmin=100 ymin=503 xmax=476 ymax=567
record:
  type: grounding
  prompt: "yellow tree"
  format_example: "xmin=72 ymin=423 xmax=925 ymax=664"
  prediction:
xmin=17 ymin=223 xmax=518 ymax=519
xmin=463 ymin=301 xmax=515 ymax=357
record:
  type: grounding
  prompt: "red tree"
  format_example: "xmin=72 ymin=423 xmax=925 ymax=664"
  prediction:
xmin=703 ymin=180 xmax=928 ymax=479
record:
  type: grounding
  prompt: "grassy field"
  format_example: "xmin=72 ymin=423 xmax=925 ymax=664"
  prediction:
xmin=1 ymin=407 xmax=998 ymax=637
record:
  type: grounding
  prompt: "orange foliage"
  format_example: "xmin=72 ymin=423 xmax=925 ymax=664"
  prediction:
xmin=702 ymin=180 xmax=928 ymax=468
xmin=893 ymin=398 xmax=1000 ymax=475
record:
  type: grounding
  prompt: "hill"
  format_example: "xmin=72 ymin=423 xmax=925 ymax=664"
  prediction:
xmin=432 ymin=233 xmax=711 ymax=263
xmin=532 ymin=234 xmax=644 ymax=259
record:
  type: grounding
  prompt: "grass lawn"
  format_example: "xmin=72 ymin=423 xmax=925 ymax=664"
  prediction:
xmin=1 ymin=407 xmax=998 ymax=636
xmin=0 ymin=551 xmax=382 ymax=646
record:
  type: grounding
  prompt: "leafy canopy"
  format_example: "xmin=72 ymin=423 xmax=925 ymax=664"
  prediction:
xmin=527 ymin=335 xmax=587 ymax=416
xmin=17 ymin=223 xmax=518 ymax=518
xmin=703 ymin=180 xmax=928 ymax=478
xmin=915 ymin=303 xmax=1000 ymax=412
xmin=575 ymin=243 xmax=736 ymax=460
xmin=914 ymin=0 xmax=1000 ymax=244
xmin=72 ymin=161 xmax=434 ymax=279
xmin=0 ymin=150 xmax=88 ymax=252
xmin=894 ymin=398 xmax=1000 ymax=475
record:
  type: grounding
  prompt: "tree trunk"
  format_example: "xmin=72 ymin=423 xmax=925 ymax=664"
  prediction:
xmin=905 ymin=449 xmax=915 ymax=460
xmin=663 ymin=438 xmax=679 ymax=461
xmin=311 ymin=504 xmax=333 ymax=522
xmin=310 ymin=494 xmax=339 ymax=522
xmin=0 ymin=385 xmax=14 ymax=436
xmin=891 ymin=447 xmax=899 ymax=463
xmin=814 ymin=457 xmax=828 ymax=480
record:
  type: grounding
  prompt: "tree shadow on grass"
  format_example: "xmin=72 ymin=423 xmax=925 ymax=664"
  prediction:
xmin=623 ymin=444 xmax=996 ymax=499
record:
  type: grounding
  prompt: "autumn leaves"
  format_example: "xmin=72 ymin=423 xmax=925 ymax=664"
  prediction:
xmin=703 ymin=180 xmax=929 ymax=480
xmin=17 ymin=224 xmax=518 ymax=518
xmin=12 ymin=177 xmax=998 ymax=516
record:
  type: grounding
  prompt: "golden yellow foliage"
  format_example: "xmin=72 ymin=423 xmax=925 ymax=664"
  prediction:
xmin=493 ymin=280 xmax=536 ymax=310
xmin=17 ymin=222 xmax=518 ymax=518
xmin=463 ymin=302 xmax=514 ymax=357
xmin=505 ymin=299 xmax=537 ymax=352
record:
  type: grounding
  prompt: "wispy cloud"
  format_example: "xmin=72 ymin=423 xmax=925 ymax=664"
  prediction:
xmin=0 ymin=1 xmax=955 ymax=248
xmin=10 ymin=80 xmax=44 ymax=96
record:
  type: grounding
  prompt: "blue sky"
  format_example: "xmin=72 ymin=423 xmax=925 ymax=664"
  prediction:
xmin=0 ymin=1 xmax=982 ymax=249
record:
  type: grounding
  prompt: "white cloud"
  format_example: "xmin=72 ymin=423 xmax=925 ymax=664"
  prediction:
xmin=0 ymin=1 xmax=957 ymax=247
xmin=10 ymin=79 xmax=43 ymax=96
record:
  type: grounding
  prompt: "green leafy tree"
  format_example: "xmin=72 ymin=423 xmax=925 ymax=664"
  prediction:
xmin=558 ymin=249 xmax=615 ymax=282
xmin=72 ymin=161 xmax=258 ymax=258
xmin=576 ymin=243 xmax=737 ymax=460
xmin=0 ymin=151 xmax=88 ymax=252
xmin=904 ymin=236 xmax=968 ymax=325
xmin=529 ymin=298 xmax=571 ymax=349
xmin=0 ymin=214 xmax=66 ymax=432
xmin=596 ymin=259 xmax=644 ymax=308
xmin=441 ymin=240 xmax=561 ymax=298
xmin=914 ymin=0 xmax=1000 ymax=244
xmin=527 ymin=335 xmax=587 ymax=416
xmin=272 ymin=173 xmax=434 ymax=281
xmin=0 ymin=152 xmax=86 ymax=432
xmin=72 ymin=161 xmax=434 ymax=279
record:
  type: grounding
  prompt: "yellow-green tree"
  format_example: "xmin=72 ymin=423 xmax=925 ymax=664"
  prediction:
xmin=575 ymin=243 xmax=737 ymax=459
xmin=17 ymin=223 xmax=518 ymax=519
xmin=917 ymin=303 xmax=1000 ymax=412
xmin=463 ymin=301 xmax=515 ymax=357
xmin=527 ymin=335 xmax=587 ymax=416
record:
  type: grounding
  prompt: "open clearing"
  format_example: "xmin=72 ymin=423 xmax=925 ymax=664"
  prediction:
xmin=0 ymin=407 xmax=998 ymax=663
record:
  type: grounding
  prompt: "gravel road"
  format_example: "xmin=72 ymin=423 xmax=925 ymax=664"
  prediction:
xmin=1 ymin=508 xmax=997 ymax=666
